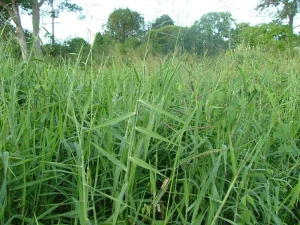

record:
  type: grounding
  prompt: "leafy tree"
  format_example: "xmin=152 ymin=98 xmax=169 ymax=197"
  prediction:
xmin=44 ymin=36 xmax=89 ymax=58
xmin=256 ymin=0 xmax=299 ymax=29
xmin=106 ymin=7 xmax=144 ymax=43
xmin=148 ymin=25 xmax=187 ymax=55
xmin=65 ymin=37 xmax=89 ymax=53
xmin=184 ymin=12 xmax=235 ymax=55
xmin=93 ymin=32 xmax=103 ymax=47
xmin=152 ymin=14 xmax=174 ymax=29
xmin=43 ymin=41 xmax=66 ymax=56
xmin=0 ymin=0 xmax=82 ymax=60
xmin=233 ymin=22 xmax=296 ymax=51
xmin=91 ymin=32 xmax=115 ymax=55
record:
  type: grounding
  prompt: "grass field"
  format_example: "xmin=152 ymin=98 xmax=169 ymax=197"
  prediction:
xmin=0 ymin=46 xmax=299 ymax=224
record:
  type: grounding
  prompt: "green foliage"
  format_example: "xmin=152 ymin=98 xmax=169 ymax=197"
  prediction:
xmin=43 ymin=37 xmax=90 ymax=58
xmin=90 ymin=32 xmax=116 ymax=59
xmin=117 ymin=37 xmax=141 ymax=54
xmin=148 ymin=25 xmax=187 ymax=55
xmin=152 ymin=14 xmax=174 ymax=29
xmin=0 ymin=7 xmax=9 ymax=27
xmin=0 ymin=47 xmax=299 ymax=224
xmin=106 ymin=7 xmax=144 ymax=43
xmin=256 ymin=0 xmax=299 ymax=28
xmin=55 ymin=0 xmax=83 ymax=12
xmin=93 ymin=32 xmax=103 ymax=47
xmin=64 ymin=37 xmax=89 ymax=53
xmin=233 ymin=22 xmax=296 ymax=50
xmin=0 ymin=24 xmax=20 ymax=57
xmin=0 ymin=26 xmax=32 ymax=58
xmin=0 ymin=0 xmax=84 ymax=60
xmin=184 ymin=12 xmax=235 ymax=55
xmin=43 ymin=42 xmax=68 ymax=56
xmin=15 ymin=0 xmax=82 ymax=15
xmin=0 ymin=21 xmax=14 ymax=41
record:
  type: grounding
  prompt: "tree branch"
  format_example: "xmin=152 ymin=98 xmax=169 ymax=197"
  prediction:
xmin=38 ymin=0 xmax=47 ymax=7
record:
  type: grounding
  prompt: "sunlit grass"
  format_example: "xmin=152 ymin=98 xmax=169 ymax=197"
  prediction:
xmin=0 ymin=46 xmax=299 ymax=224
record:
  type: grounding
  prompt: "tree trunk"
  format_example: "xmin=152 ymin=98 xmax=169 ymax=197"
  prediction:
xmin=51 ymin=0 xmax=55 ymax=44
xmin=288 ymin=13 xmax=294 ymax=30
xmin=0 ymin=0 xmax=30 ymax=60
xmin=32 ymin=0 xmax=43 ymax=59
xmin=287 ymin=0 xmax=297 ymax=31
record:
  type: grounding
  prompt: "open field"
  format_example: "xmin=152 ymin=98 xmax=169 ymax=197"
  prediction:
xmin=0 ymin=46 xmax=299 ymax=224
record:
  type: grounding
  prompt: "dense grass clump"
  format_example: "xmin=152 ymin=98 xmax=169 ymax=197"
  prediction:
xmin=0 ymin=46 xmax=299 ymax=225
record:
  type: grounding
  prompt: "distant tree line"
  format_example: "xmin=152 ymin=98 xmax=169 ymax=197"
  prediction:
xmin=1 ymin=1 xmax=300 ymax=60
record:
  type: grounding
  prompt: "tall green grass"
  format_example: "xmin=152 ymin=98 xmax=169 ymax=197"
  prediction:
xmin=0 ymin=46 xmax=299 ymax=224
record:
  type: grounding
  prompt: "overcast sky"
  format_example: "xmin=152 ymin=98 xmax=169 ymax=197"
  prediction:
xmin=20 ymin=0 xmax=285 ymax=43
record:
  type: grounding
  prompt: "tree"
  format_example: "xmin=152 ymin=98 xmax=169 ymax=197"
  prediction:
xmin=106 ymin=8 xmax=144 ymax=43
xmin=233 ymin=22 xmax=296 ymax=50
xmin=93 ymin=32 xmax=103 ymax=47
xmin=148 ymin=25 xmax=187 ymax=55
xmin=0 ymin=0 xmax=82 ymax=60
xmin=65 ymin=37 xmax=89 ymax=53
xmin=0 ymin=0 xmax=30 ymax=59
xmin=91 ymin=32 xmax=114 ymax=55
xmin=184 ymin=12 xmax=235 ymax=55
xmin=48 ymin=0 xmax=82 ymax=44
xmin=256 ymin=0 xmax=299 ymax=29
xmin=152 ymin=14 xmax=174 ymax=29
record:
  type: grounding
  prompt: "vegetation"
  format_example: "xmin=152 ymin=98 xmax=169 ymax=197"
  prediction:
xmin=105 ymin=8 xmax=145 ymax=43
xmin=151 ymin=14 xmax=174 ymax=29
xmin=0 ymin=42 xmax=299 ymax=224
xmin=0 ymin=0 xmax=82 ymax=59
xmin=0 ymin=3 xmax=300 ymax=225
xmin=147 ymin=25 xmax=187 ymax=55
xmin=184 ymin=12 xmax=235 ymax=55
xmin=233 ymin=22 xmax=296 ymax=51
xmin=256 ymin=0 xmax=299 ymax=29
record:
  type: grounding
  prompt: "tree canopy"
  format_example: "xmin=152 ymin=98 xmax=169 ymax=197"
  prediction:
xmin=184 ymin=12 xmax=235 ymax=55
xmin=148 ymin=25 xmax=187 ymax=54
xmin=256 ymin=0 xmax=300 ymax=29
xmin=233 ymin=22 xmax=296 ymax=50
xmin=106 ymin=7 xmax=144 ymax=43
xmin=152 ymin=14 xmax=174 ymax=29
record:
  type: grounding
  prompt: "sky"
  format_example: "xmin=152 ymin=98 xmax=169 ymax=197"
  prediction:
xmin=20 ymin=0 xmax=282 ymax=43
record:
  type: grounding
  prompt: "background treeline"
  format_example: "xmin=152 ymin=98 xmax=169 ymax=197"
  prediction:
xmin=1 ymin=0 xmax=300 ymax=61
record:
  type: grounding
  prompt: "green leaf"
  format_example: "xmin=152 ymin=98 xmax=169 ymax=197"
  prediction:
xmin=138 ymin=99 xmax=185 ymax=124
xmin=10 ymin=176 xmax=62 ymax=191
xmin=89 ymin=112 xmax=135 ymax=130
xmin=92 ymin=143 xmax=127 ymax=171
xmin=135 ymin=126 xmax=176 ymax=145
xmin=0 ymin=151 xmax=9 ymax=176
xmin=129 ymin=157 xmax=164 ymax=177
